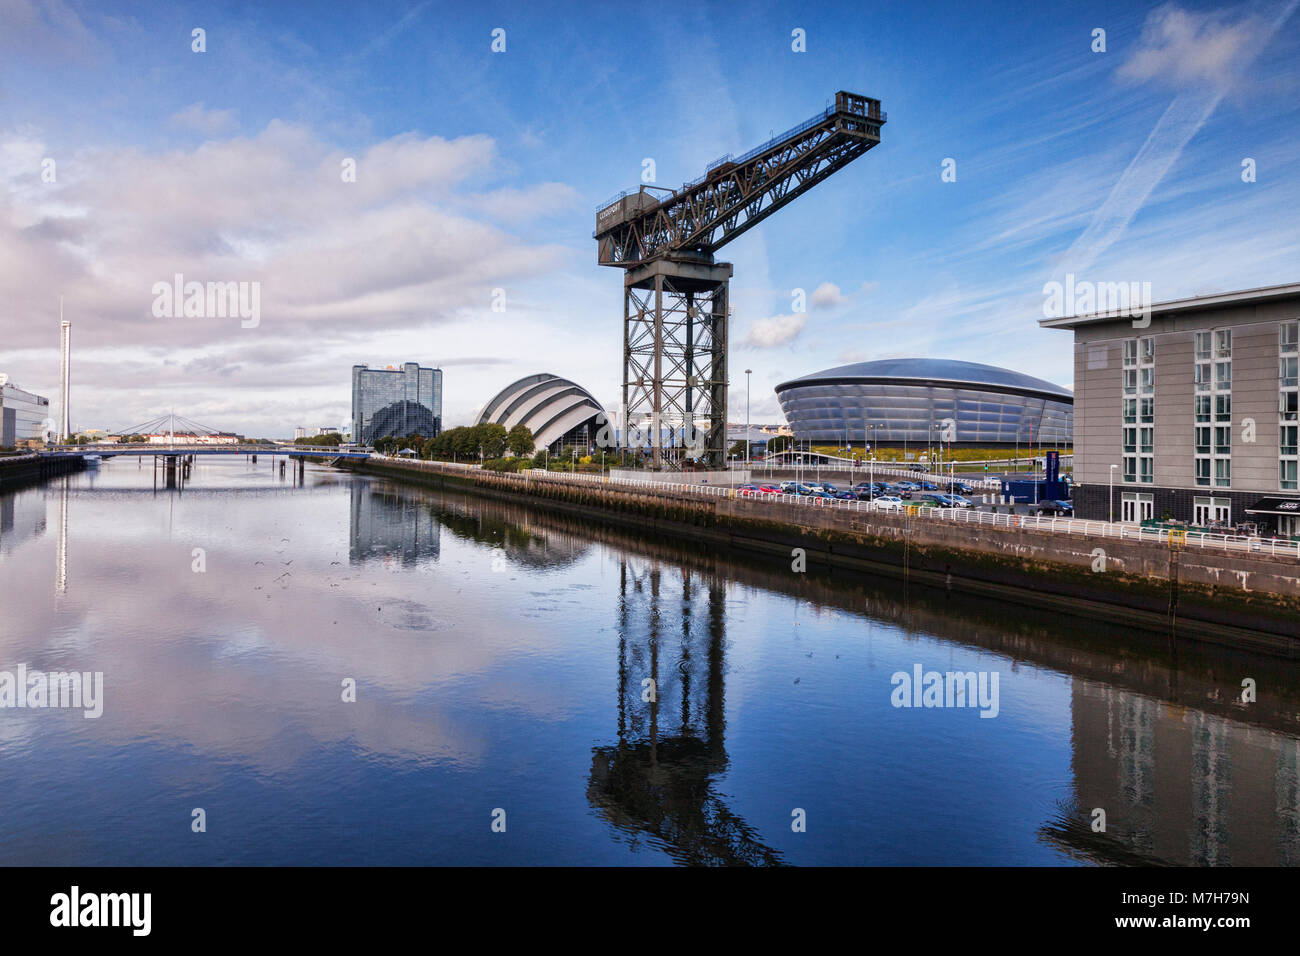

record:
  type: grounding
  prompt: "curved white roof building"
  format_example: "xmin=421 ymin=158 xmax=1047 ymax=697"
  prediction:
xmin=476 ymin=373 xmax=607 ymax=450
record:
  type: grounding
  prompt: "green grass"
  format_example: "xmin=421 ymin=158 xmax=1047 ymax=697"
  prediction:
xmin=806 ymin=444 xmax=1070 ymax=463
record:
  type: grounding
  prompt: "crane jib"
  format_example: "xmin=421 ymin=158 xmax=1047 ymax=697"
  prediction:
xmin=595 ymin=91 xmax=885 ymax=267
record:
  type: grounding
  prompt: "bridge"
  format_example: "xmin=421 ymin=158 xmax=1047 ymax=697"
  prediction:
xmin=46 ymin=410 xmax=371 ymax=460
xmin=51 ymin=443 xmax=371 ymax=460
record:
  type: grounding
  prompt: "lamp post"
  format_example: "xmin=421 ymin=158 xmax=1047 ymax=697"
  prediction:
xmin=745 ymin=368 xmax=752 ymax=475
xmin=1109 ymin=463 xmax=1118 ymax=523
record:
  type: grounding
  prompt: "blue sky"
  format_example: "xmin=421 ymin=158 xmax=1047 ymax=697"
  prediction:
xmin=2 ymin=0 xmax=1298 ymax=435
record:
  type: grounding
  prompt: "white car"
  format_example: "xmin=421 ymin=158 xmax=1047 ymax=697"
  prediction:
xmin=948 ymin=495 xmax=974 ymax=508
xmin=872 ymin=495 xmax=905 ymax=511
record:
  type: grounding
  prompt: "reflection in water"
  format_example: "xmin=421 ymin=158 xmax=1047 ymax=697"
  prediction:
xmin=349 ymin=483 xmax=440 ymax=566
xmin=55 ymin=477 xmax=67 ymax=595
xmin=0 ymin=483 xmax=46 ymax=554
xmin=1041 ymin=682 xmax=1300 ymax=866
xmin=588 ymin=561 xmax=783 ymax=866
xmin=4 ymin=459 xmax=1300 ymax=865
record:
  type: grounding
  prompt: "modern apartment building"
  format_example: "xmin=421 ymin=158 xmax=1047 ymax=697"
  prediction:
xmin=351 ymin=362 xmax=443 ymax=446
xmin=1042 ymin=283 xmax=1300 ymax=535
xmin=0 ymin=374 xmax=51 ymax=447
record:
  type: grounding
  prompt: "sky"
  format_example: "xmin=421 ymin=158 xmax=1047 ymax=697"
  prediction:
xmin=2 ymin=0 xmax=1298 ymax=437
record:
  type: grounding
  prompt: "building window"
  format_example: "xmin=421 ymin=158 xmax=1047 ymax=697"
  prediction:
xmin=1124 ymin=338 xmax=1155 ymax=484
xmin=1121 ymin=492 xmax=1154 ymax=524
xmin=1197 ymin=333 xmax=1231 ymax=490
xmin=1193 ymin=496 xmax=1231 ymax=527
xmin=1281 ymin=322 xmax=1298 ymax=491
xmin=1281 ymin=459 xmax=1298 ymax=491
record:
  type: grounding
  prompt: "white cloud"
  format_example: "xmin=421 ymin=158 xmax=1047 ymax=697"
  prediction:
xmin=810 ymin=281 xmax=846 ymax=309
xmin=742 ymin=313 xmax=806 ymax=348
xmin=0 ymin=120 xmax=576 ymax=434
xmin=1118 ymin=5 xmax=1269 ymax=90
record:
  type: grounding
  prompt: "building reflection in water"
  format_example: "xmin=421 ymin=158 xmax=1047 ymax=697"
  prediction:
xmin=1047 ymin=681 xmax=1300 ymax=865
xmin=0 ymin=483 xmax=48 ymax=555
xmin=587 ymin=557 xmax=784 ymax=866
xmin=348 ymin=484 xmax=440 ymax=567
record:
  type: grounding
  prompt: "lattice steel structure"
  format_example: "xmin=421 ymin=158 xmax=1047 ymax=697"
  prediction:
xmin=596 ymin=91 xmax=885 ymax=468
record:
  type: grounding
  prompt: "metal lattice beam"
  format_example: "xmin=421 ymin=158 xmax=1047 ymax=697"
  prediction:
xmin=596 ymin=92 xmax=885 ymax=266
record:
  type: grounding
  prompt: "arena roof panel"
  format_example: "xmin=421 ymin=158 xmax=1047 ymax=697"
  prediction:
xmin=775 ymin=358 xmax=1072 ymax=400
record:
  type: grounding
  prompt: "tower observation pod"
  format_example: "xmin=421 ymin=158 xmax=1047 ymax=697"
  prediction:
xmin=595 ymin=91 xmax=886 ymax=469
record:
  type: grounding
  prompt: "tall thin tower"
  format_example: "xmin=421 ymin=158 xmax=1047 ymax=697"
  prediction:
xmin=59 ymin=298 xmax=71 ymax=443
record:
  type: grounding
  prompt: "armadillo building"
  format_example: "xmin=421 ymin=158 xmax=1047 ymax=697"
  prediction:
xmin=775 ymin=358 xmax=1073 ymax=448
xmin=476 ymin=373 xmax=608 ymax=452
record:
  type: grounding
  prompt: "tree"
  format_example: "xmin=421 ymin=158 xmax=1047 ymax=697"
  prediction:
xmin=767 ymin=434 xmax=791 ymax=453
xmin=728 ymin=440 xmax=749 ymax=459
xmin=506 ymin=424 xmax=535 ymax=457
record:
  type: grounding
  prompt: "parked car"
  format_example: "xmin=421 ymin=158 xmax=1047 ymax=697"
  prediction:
xmin=951 ymin=482 xmax=974 ymax=494
xmin=1031 ymin=499 xmax=1074 ymax=516
xmin=920 ymin=493 xmax=955 ymax=507
xmin=779 ymin=481 xmax=799 ymax=494
xmin=919 ymin=481 xmax=939 ymax=491
xmin=820 ymin=482 xmax=841 ymax=495
xmin=908 ymin=463 xmax=928 ymax=472
xmin=736 ymin=483 xmax=762 ymax=496
xmin=757 ymin=484 xmax=782 ymax=495
xmin=948 ymin=494 xmax=974 ymax=508
xmin=872 ymin=495 xmax=905 ymax=511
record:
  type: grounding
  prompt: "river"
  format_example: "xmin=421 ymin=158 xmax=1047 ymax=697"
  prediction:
xmin=1 ymin=455 xmax=1298 ymax=865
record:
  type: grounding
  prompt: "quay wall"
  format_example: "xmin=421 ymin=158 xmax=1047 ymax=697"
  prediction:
xmin=0 ymin=453 xmax=86 ymax=489
xmin=343 ymin=459 xmax=1300 ymax=653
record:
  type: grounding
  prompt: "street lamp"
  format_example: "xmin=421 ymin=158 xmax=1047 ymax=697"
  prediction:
xmin=745 ymin=368 xmax=752 ymax=474
xmin=1109 ymin=463 xmax=1118 ymax=523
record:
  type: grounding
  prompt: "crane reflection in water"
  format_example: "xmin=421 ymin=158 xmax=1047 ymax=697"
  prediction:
xmin=587 ymin=557 xmax=784 ymax=866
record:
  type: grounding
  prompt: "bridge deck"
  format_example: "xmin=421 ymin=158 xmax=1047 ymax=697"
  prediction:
xmin=47 ymin=445 xmax=373 ymax=460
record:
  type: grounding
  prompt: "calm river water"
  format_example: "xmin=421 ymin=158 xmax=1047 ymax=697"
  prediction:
xmin=1 ymin=455 xmax=1299 ymax=865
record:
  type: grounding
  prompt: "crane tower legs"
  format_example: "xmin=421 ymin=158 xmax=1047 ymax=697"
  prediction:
xmin=622 ymin=258 xmax=731 ymax=471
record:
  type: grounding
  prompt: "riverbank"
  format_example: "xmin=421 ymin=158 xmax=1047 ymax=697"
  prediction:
xmin=0 ymin=452 xmax=86 ymax=489
xmin=340 ymin=458 xmax=1300 ymax=654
